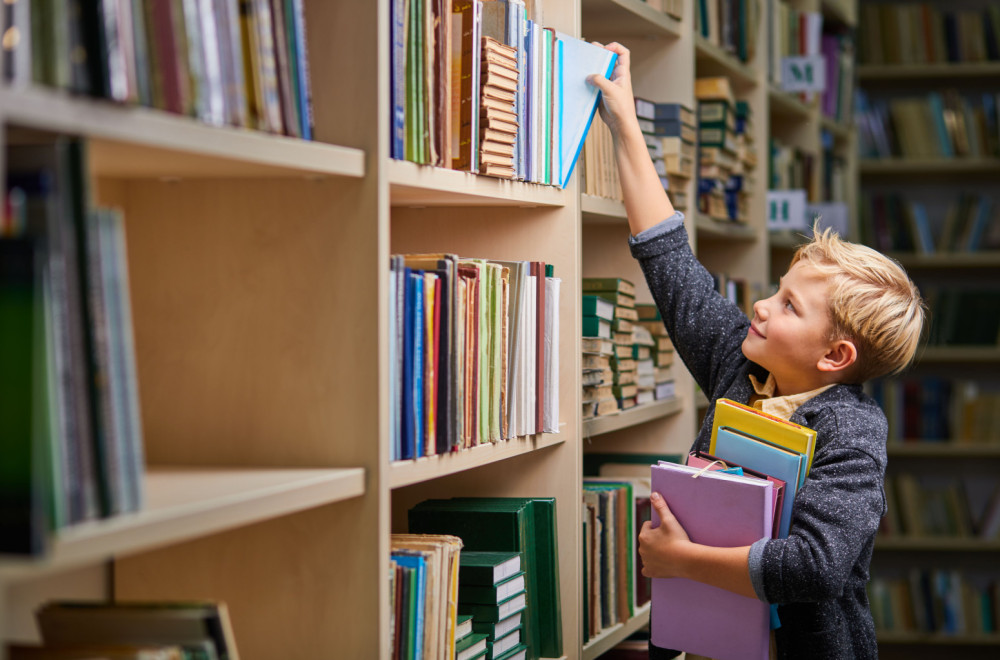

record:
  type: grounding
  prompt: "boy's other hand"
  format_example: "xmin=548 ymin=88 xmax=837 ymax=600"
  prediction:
xmin=638 ymin=491 xmax=692 ymax=579
xmin=587 ymin=42 xmax=640 ymax=139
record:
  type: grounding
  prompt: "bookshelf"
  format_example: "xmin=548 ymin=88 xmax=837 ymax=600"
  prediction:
xmin=0 ymin=0 xmax=864 ymax=658
xmin=856 ymin=12 xmax=1000 ymax=651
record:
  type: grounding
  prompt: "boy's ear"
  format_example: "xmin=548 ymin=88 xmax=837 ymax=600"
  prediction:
xmin=817 ymin=339 xmax=858 ymax=373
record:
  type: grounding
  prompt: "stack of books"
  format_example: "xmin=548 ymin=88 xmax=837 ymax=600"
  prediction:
xmin=635 ymin=304 xmax=676 ymax=401
xmin=630 ymin=324 xmax=657 ymax=406
xmin=581 ymin=336 xmax=616 ymax=420
xmin=694 ymin=77 xmax=738 ymax=222
xmin=390 ymin=534 xmax=464 ymax=660
xmin=725 ymin=101 xmax=757 ymax=223
xmin=479 ymin=37 xmax=519 ymax=179
xmin=408 ymin=497 xmax=562 ymax=660
xmin=583 ymin=278 xmax=639 ymax=411
xmin=634 ymin=99 xmax=696 ymax=210
xmin=457 ymin=552 xmax=528 ymax=660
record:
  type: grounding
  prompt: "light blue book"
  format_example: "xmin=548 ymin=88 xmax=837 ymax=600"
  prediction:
xmin=714 ymin=426 xmax=806 ymax=539
xmin=554 ymin=33 xmax=618 ymax=188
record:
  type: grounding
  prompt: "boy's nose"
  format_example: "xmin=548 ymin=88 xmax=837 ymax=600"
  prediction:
xmin=752 ymin=298 xmax=767 ymax=319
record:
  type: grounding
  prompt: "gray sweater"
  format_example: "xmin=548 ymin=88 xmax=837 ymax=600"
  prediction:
xmin=631 ymin=217 xmax=884 ymax=659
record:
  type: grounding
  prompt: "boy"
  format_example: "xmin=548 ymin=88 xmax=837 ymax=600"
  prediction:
xmin=588 ymin=44 xmax=925 ymax=659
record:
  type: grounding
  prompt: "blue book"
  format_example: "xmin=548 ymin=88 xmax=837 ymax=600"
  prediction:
xmin=402 ymin=269 xmax=415 ymax=459
xmin=412 ymin=272 xmax=424 ymax=458
xmin=393 ymin=552 xmax=427 ymax=660
xmin=389 ymin=259 xmax=399 ymax=461
xmin=389 ymin=0 xmax=406 ymax=158
xmin=964 ymin=197 xmax=994 ymax=251
xmin=927 ymin=93 xmax=953 ymax=158
xmin=714 ymin=426 xmax=806 ymax=539
xmin=554 ymin=33 xmax=617 ymax=188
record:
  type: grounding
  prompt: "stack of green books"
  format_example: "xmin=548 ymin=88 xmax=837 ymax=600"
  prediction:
xmin=583 ymin=278 xmax=638 ymax=412
xmin=408 ymin=497 xmax=562 ymax=660
xmin=458 ymin=552 xmax=527 ymax=660
xmin=635 ymin=304 xmax=676 ymax=401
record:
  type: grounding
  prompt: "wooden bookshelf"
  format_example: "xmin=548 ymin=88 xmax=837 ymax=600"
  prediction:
xmin=886 ymin=252 xmax=1000 ymax=269
xmin=876 ymin=632 xmax=1000 ymax=646
xmin=581 ymin=0 xmax=683 ymax=38
xmin=916 ymin=347 xmax=1000 ymax=364
xmin=819 ymin=115 xmax=852 ymax=143
xmin=582 ymin=601 xmax=652 ymax=660
xmin=388 ymin=159 xmax=568 ymax=207
xmin=695 ymin=214 xmax=758 ymax=241
xmin=874 ymin=537 xmax=1000 ymax=553
xmin=820 ymin=0 xmax=856 ymax=25
xmin=583 ymin=397 xmax=684 ymax=437
xmin=694 ymin=35 xmax=758 ymax=87
xmin=887 ymin=443 xmax=1000 ymax=459
xmin=581 ymin=193 xmax=628 ymax=223
xmin=768 ymin=87 xmax=812 ymax=121
xmin=860 ymin=158 xmax=1000 ymax=176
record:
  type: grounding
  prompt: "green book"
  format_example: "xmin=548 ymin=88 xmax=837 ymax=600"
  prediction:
xmin=471 ymin=610 xmax=524 ymax=640
xmin=455 ymin=632 xmax=488 ymax=660
xmin=583 ymin=480 xmax=636 ymax=620
xmin=458 ymin=591 xmax=527 ymax=622
xmin=584 ymin=290 xmax=635 ymax=308
xmin=581 ymin=316 xmax=610 ymax=339
xmin=454 ymin=613 xmax=474 ymax=643
xmin=459 ymin=551 xmax=522 ymax=585
xmin=458 ymin=570 xmax=526 ymax=605
xmin=581 ymin=295 xmax=614 ymax=321
xmin=581 ymin=277 xmax=636 ymax=296
xmin=486 ymin=624 xmax=523 ymax=659
xmin=493 ymin=642 xmax=529 ymax=660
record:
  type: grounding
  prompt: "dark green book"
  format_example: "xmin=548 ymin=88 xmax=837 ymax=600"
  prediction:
xmin=455 ymin=631 xmax=488 ymax=660
xmin=454 ymin=613 xmax=474 ymax=643
xmin=459 ymin=551 xmax=522 ymax=585
xmin=581 ymin=277 xmax=635 ymax=296
xmin=471 ymin=610 xmax=524 ymax=641
xmin=582 ymin=316 xmax=611 ymax=339
xmin=458 ymin=571 xmax=526 ymax=605
xmin=493 ymin=642 xmax=528 ymax=660
xmin=581 ymin=295 xmax=614 ymax=321
xmin=458 ymin=591 xmax=527 ymax=623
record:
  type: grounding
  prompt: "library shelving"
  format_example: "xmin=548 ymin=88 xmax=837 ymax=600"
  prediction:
xmin=0 ymin=1 xmax=867 ymax=658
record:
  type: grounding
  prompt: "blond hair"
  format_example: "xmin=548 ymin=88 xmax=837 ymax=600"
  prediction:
xmin=791 ymin=226 xmax=926 ymax=382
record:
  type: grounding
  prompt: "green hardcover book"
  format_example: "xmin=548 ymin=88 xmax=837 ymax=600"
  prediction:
xmin=455 ymin=613 xmax=474 ymax=643
xmin=698 ymin=99 xmax=733 ymax=125
xmin=458 ymin=591 xmax=527 ymax=623
xmin=486 ymin=624 xmax=523 ymax=659
xmin=583 ymin=480 xmax=636 ymax=620
xmin=455 ymin=632 xmax=488 ymax=660
xmin=584 ymin=290 xmax=635 ymax=308
xmin=459 ymin=571 xmax=526 ymax=605
xmin=581 ymin=295 xmax=614 ymax=321
xmin=581 ymin=277 xmax=635 ymax=297
xmin=459 ymin=551 xmax=522 ymax=585
xmin=582 ymin=316 xmax=611 ymax=339
xmin=470 ymin=610 xmax=524 ymax=641
xmin=493 ymin=642 xmax=529 ymax=660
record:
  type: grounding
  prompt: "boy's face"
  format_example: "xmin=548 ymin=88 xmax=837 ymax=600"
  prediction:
xmin=742 ymin=261 xmax=837 ymax=395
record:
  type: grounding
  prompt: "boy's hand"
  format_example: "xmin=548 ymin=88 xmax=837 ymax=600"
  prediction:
xmin=587 ymin=42 xmax=641 ymax=139
xmin=638 ymin=491 xmax=692 ymax=579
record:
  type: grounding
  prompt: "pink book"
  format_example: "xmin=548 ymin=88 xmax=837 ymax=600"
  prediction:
xmin=683 ymin=452 xmax=786 ymax=540
xmin=650 ymin=462 xmax=773 ymax=660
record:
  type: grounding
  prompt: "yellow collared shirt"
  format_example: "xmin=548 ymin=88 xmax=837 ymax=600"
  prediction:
xmin=747 ymin=373 xmax=834 ymax=422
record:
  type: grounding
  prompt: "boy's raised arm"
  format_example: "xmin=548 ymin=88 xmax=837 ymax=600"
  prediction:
xmin=588 ymin=43 xmax=676 ymax=236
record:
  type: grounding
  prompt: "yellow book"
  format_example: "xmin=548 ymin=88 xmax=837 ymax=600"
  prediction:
xmin=709 ymin=398 xmax=817 ymax=477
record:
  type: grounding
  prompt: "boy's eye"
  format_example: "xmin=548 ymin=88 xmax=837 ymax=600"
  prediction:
xmin=784 ymin=300 xmax=795 ymax=312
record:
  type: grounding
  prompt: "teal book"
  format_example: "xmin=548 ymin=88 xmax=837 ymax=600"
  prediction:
xmin=581 ymin=295 xmax=614 ymax=321
xmin=554 ymin=32 xmax=617 ymax=188
xmin=581 ymin=316 xmax=611 ymax=339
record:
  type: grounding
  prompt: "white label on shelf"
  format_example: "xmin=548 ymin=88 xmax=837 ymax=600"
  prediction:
xmin=780 ymin=56 xmax=826 ymax=93
xmin=767 ymin=190 xmax=808 ymax=230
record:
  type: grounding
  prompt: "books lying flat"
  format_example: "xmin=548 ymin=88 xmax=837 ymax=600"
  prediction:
xmin=458 ymin=591 xmax=528 ymax=622
xmin=456 ymin=632 xmax=489 ymax=660
xmin=710 ymin=398 xmax=817 ymax=477
xmin=459 ymin=571 xmax=526 ymax=604
xmin=459 ymin=551 xmax=522 ymax=585
xmin=472 ymin=610 xmax=523 ymax=641
xmin=650 ymin=462 xmax=772 ymax=660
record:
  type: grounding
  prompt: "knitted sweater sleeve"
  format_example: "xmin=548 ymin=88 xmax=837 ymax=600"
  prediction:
xmin=629 ymin=218 xmax=753 ymax=397
xmin=751 ymin=410 xmax=886 ymax=603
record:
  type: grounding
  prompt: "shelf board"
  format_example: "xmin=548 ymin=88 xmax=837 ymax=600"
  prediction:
xmin=887 ymin=443 xmax=1000 ymax=459
xmin=918 ymin=347 xmax=1000 ymax=363
xmin=886 ymin=251 xmax=1000 ymax=269
xmin=859 ymin=62 xmax=1000 ymax=81
xmin=820 ymin=0 xmax=855 ymax=26
xmin=769 ymin=229 xmax=809 ymax=250
xmin=695 ymin=214 xmax=757 ymax=241
xmin=390 ymin=433 xmax=565 ymax=489
xmin=388 ymin=159 xmax=567 ymax=207
xmin=581 ymin=194 xmax=627 ymax=223
xmin=582 ymin=601 xmax=652 ymax=660
xmin=875 ymin=537 xmax=1000 ymax=552
xmin=583 ymin=397 xmax=684 ymax=437
xmin=694 ymin=36 xmax=759 ymax=88
xmin=768 ymin=87 xmax=812 ymax=122
xmin=877 ymin=632 xmax=1000 ymax=646
xmin=0 ymin=87 xmax=365 ymax=179
xmin=0 ymin=466 xmax=365 ymax=583
xmin=820 ymin=116 xmax=852 ymax=143
xmin=581 ymin=0 xmax=682 ymax=39
xmin=860 ymin=158 xmax=1000 ymax=176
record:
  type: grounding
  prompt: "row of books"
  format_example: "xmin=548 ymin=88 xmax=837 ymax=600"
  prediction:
xmin=820 ymin=32 xmax=855 ymax=125
xmin=8 ymin=600 xmax=239 ymax=659
xmin=579 ymin=117 xmax=624 ymax=202
xmin=2 ymin=139 xmax=145 ymax=557
xmin=870 ymin=377 xmax=1000 ymax=445
xmin=858 ymin=2 xmax=1000 ymax=66
xmin=406 ymin=497 xmax=562 ymax=659
xmin=859 ymin=191 xmax=999 ymax=255
xmin=647 ymin=400 xmax=817 ymax=658
xmin=643 ymin=0 xmax=684 ymax=21
xmin=869 ymin=569 xmax=1000 ymax=636
xmin=880 ymin=472 xmax=1000 ymax=540
xmin=922 ymin=286 xmax=1000 ymax=348
xmin=636 ymin=99 xmax=695 ymax=213
xmin=769 ymin=139 xmax=816 ymax=197
xmin=696 ymin=0 xmax=761 ymax=63
xmin=709 ymin=271 xmax=752 ymax=317
xmin=388 ymin=256 xmax=559 ymax=462
xmin=820 ymin=133 xmax=850 ymax=204
xmin=766 ymin=4 xmax=822 ymax=93
xmin=3 ymin=0 xmax=313 ymax=138
xmin=389 ymin=0 xmax=615 ymax=186
xmin=857 ymin=90 xmax=1000 ymax=161
xmin=582 ymin=478 xmax=647 ymax=644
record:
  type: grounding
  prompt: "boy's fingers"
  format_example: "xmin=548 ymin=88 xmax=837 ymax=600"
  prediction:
xmin=587 ymin=73 xmax=613 ymax=94
xmin=604 ymin=41 xmax=631 ymax=67
xmin=650 ymin=491 xmax=675 ymax=523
